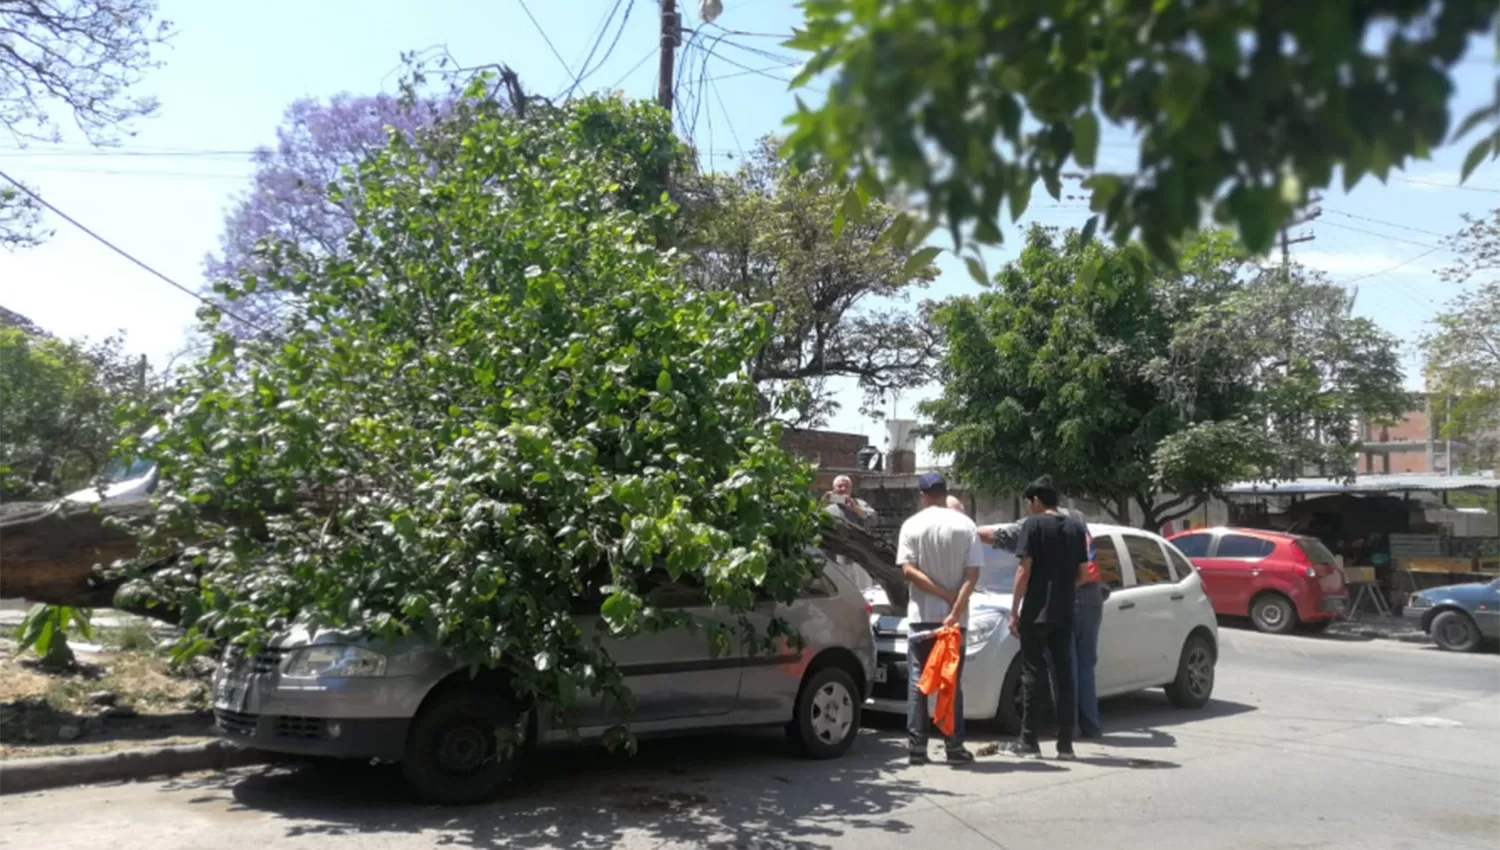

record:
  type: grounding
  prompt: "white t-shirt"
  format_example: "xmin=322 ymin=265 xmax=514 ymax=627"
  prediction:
xmin=896 ymin=506 xmax=984 ymax=626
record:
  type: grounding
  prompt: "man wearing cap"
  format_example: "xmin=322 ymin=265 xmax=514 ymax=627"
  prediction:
xmin=897 ymin=472 xmax=982 ymax=765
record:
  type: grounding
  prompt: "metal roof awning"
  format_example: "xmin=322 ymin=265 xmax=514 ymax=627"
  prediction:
xmin=1223 ymin=473 xmax=1500 ymax=497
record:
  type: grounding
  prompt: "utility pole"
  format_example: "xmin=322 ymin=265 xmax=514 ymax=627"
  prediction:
xmin=1279 ymin=199 xmax=1322 ymax=276
xmin=658 ymin=1 xmax=679 ymax=114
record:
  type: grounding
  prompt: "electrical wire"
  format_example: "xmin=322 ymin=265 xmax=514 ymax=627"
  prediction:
xmin=609 ymin=47 xmax=655 ymax=88
xmin=1324 ymin=208 xmax=1449 ymax=239
xmin=1399 ymin=176 xmax=1500 ymax=194
xmin=707 ymin=73 xmax=744 ymax=161
xmin=580 ymin=0 xmax=636 ymax=88
xmin=564 ymin=0 xmax=630 ymax=99
xmin=0 ymin=167 xmax=268 ymax=333
xmin=1336 ymin=246 xmax=1444 ymax=286
xmin=1319 ymin=219 xmax=1442 ymax=250
xmin=518 ymin=0 xmax=580 ymax=93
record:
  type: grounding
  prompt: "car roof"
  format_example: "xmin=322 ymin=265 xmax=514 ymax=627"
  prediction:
xmin=1087 ymin=522 xmax=1168 ymax=541
xmin=1171 ymin=526 xmax=1299 ymax=542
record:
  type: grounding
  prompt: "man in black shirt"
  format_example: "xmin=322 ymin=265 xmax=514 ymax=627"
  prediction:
xmin=1007 ymin=476 xmax=1090 ymax=760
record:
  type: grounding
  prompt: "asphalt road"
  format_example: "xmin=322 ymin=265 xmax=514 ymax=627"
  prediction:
xmin=2 ymin=628 xmax=1497 ymax=850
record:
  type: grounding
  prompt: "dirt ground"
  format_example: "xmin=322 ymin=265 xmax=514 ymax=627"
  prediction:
xmin=0 ymin=628 xmax=217 ymax=760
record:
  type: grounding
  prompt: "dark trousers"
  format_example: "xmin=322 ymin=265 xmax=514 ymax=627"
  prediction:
xmin=1019 ymin=622 xmax=1075 ymax=748
xmin=906 ymin=623 xmax=966 ymax=753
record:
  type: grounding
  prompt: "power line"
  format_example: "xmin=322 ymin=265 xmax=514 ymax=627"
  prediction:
xmin=518 ymin=0 xmax=580 ymax=92
xmin=1335 ymin=246 xmax=1444 ymax=286
xmin=2 ymin=147 xmax=258 ymax=158
xmin=1324 ymin=208 xmax=1449 ymax=239
xmin=564 ymin=0 xmax=631 ymax=99
xmin=610 ymin=47 xmax=656 ymax=88
xmin=0 ymin=168 xmax=267 ymax=333
xmin=1399 ymin=176 xmax=1500 ymax=194
xmin=1319 ymin=219 xmax=1442 ymax=250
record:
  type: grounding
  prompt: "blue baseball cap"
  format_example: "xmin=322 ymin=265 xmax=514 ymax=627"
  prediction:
xmin=917 ymin=471 xmax=947 ymax=492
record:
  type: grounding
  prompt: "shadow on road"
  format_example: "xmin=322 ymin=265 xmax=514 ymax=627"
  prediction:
xmin=157 ymin=694 xmax=1246 ymax=848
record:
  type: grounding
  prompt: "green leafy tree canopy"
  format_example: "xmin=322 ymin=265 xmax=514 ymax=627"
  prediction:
xmin=1424 ymin=207 xmax=1500 ymax=463
xmin=782 ymin=1 xmax=1499 ymax=262
xmin=125 ymin=87 xmax=824 ymax=739
xmin=683 ymin=138 xmax=942 ymax=423
xmin=922 ymin=226 xmax=1408 ymax=528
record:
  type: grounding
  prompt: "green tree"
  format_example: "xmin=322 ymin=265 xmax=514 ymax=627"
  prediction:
xmin=782 ymin=1 xmax=1499 ymax=261
xmin=683 ymin=138 xmax=942 ymax=423
xmin=1424 ymin=207 xmax=1500 ymax=466
xmin=922 ymin=226 xmax=1408 ymax=528
xmin=0 ymin=320 xmax=154 ymax=500
xmin=124 ymin=88 xmax=824 ymax=744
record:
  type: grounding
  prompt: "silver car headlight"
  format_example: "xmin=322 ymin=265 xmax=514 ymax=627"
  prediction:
xmin=1407 ymin=594 xmax=1433 ymax=609
xmin=283 ymin=645 xmax=387 ymax=678
xmin=967 ymin=614 xmax=1006 ymax=646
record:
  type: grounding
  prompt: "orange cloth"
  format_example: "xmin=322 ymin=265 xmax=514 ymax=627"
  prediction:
xmin=916 ymin=626 xmax=963 ymax=737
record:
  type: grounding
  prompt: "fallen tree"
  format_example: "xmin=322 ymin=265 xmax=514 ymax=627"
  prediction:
xmin=0 ymin=498 xmax=908 ymax=622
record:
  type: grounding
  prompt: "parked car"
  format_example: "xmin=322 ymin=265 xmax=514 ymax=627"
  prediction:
xmin=61 ymin=426 xmax=160 ymax=505
xmin=1168 ymin=527 xmax=1348 ymax=635
xmin=1404 ymin=578 xmax=1500 ymax=652
xmin=211 ymin=553 xmax=876 ymax=804
xmin=864 ymin=523 xmax=1219 ymax=732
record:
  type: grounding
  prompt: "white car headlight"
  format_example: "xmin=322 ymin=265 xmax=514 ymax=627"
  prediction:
xmin=967 ymin=614 xmax=1006 ymax=646
xmin=283 ymin=645 xmax=387 ymax=678
xmin=1407 ymin=594 xmax=1433 ymax=609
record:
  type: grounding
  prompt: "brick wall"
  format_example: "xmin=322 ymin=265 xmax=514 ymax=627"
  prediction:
xmin=780 ymin=428 xmax=870 ymax=471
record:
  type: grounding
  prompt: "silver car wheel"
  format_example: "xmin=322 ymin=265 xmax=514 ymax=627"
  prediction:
xmin=1185 ymin=645 xmax=1214 ymax=698
xmin=810 ymin=680 xmax=854 ymax=744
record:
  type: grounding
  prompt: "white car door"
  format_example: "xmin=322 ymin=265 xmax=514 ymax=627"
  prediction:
xmin=1090 ymin=531 xmax=1142 ymax=695
xmin=1118 ymin=531 xmax=1184 ymax=685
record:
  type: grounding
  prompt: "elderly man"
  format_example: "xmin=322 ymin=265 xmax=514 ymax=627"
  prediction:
xmin=823 ymin=474 xmax=877 ymax=527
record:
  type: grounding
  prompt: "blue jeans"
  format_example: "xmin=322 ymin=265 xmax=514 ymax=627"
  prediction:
xmin=907 ymin=623 xmax=966 ymax=753
xmin=1073 ymin=583 xmax=1105 ymax=736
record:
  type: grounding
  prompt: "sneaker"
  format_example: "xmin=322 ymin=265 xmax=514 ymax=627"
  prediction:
xmin=945 ymin=747 xmax=976 ymax=765
xmin=909 ymin=751 xmax=930 ymax=766
xmin=1002 ymin=739 xmax=1042 ymax=760
xmin=1056 ymin=746 xmax=1078 ymax=761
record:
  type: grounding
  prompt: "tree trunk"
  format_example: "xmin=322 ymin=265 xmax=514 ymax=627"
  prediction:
xmin=821 ymin=519 xmax=908 ymax=610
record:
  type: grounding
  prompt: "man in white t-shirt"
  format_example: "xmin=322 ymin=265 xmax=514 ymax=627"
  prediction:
xmin=897 ymin=472 xmax=982 ymax=765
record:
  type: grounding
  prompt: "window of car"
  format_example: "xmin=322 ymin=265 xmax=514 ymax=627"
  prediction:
xmin=1092 ymin=534 xmax=1124 ymax=589
xmin=1172 ymin=532 xmax=1212 ymax=558
xmin=1295 ymin=537 xmax=1339 ymax=567
xmin=799 ymin=570 xmax=839 ymax=598
xmin=1216 ymin=534 xmax=1275 ymax=559
xmin=1165 ymin=546 xmax=1197 ymax=581
xmin=1123 ymin=534 xmax=1173 ymax=585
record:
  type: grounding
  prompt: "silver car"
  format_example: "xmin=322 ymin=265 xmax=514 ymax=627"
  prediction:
xmin=211 ymin=553 xmax=876 ymax=804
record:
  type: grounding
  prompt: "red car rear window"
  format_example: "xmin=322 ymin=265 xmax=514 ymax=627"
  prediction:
xmin=1295 ymin=537 xmax=1339 ymax=566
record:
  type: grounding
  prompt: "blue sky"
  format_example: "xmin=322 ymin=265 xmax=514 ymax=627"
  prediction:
xmin=1 ymin=0 xmax=1497 ymax=458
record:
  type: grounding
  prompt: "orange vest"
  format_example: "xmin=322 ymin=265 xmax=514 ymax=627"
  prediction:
xmin=916 ymin=627 xmax=963 ymax=736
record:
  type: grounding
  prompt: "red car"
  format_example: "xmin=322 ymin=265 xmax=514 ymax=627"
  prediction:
xmin=1167 ymin=528 xmax=1349 ymax=634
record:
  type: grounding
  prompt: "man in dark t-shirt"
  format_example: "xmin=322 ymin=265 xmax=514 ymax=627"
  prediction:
xmin=1007 ymin=476 xmax=1089 ymax=760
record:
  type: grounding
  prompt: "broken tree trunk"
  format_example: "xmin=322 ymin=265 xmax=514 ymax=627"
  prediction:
xmin=1 ymin=498 xmax=910 ymax=620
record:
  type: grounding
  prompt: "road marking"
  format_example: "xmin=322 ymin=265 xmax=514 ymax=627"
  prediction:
xmin=1386 ymin=716 xmax=1464 ymax=728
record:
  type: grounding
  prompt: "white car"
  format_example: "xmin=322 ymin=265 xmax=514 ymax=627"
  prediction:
xmin=864 ymin=523 xmax=1219 ymax=732
xmin=62 ymin=427 xmax=159 ymax=505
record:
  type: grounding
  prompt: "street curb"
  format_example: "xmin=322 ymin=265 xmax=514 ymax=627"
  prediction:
xmin=0 ymin=740 xmax=269 ymax=796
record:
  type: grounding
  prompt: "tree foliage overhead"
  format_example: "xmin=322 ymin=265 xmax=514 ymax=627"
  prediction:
xmin=683 ymin=138 xmax=942 ymax=423
xmin=782 ymin=0 xmax=1499 ymax=262
xmin=0 ymin=317 xmax=158 ymax=501
xmin=0 ymin=0 xmax=173 ymax=247
xmin=922 ymin=227 xmax=1409 ymax=529
xmin=1425 ymin=207 xmax=1500 ymax=464
xmin=127 ymin=87 xmax=824 ymax=736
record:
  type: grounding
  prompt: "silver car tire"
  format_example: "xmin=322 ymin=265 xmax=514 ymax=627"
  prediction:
xmin=401 ymin=688 xmax=517 ymax=805
xmin=787 ymin=665 xmax=861 ymax=759
xmin=1430 ymin=610 xmax=1481 ymax=653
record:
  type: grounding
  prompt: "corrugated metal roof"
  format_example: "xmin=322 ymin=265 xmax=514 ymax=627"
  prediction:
xmin=1223 ymin=473 xmax=1500 ymax=496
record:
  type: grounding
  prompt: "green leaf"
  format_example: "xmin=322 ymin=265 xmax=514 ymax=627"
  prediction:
xmin=1460 ymin=137 xmax=1495 ymax=182
xmin=1077 ymin=256 xmax=1101 ymax=286
xmin=904 ymin=246 xmax=942 ymax=276
xmin=965 ymin=255 xmax=988 ymax=285
xmin=656 ymin=369 xmax=673 ymax=393
xmin=1073 ymin=112 xmax=1100 ymax=169
xmin=1079 ymin=215 xmax=1099 ymax=248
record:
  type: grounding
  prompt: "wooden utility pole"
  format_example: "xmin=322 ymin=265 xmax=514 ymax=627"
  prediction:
xmin=658 ymin=1 xmax=679 ymax=114
xmin=1280 ymin=200 xmax=1322 ymax=275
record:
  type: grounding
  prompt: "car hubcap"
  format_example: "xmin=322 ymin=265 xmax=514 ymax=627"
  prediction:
xmin=1439 ymin=619 xmax=1472 ymax=647
xmin=1259 ymin=602 xmax=1286 ymax=628
xmin=810 ymin=681 xmax=853 ymax=744
xmin=1186 ymin=647 xmax=1213 ymax=697
xmin=436 ymin=721 xmax=490 ymax=773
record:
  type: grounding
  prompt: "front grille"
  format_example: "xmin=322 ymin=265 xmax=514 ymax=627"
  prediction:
xmin=274 ymin=715 xmax=326 ymax=740
xmin=216 ymin=709 xmax=257 ymax=738
xmin=223 ymin=645 xmax=287 ymax=675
